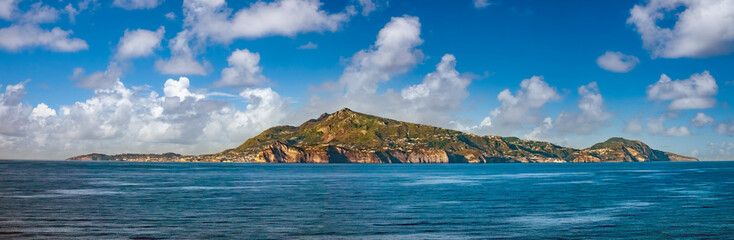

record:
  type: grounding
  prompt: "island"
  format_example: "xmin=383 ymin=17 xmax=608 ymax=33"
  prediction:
xmin=68 ymin=108 xmax=697 ymax=163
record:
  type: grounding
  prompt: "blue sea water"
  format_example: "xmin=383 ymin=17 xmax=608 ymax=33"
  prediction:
xmin=0 ymin=160 xmax=732 ymax=239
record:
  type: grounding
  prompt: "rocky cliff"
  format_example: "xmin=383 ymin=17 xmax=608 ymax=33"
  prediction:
xmin=68 ymin=108 xmax=697 ymax=163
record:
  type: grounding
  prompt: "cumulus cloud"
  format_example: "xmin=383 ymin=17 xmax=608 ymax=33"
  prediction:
xmin=0 ymin=80 xmax=31 ymax=136
xmin=473 ymin=81 xmax=610 ymax=139
xmin=113 ymin=0 xmax=162 ymax=10
xmin=182 ymin=0 xmax=350 ymax=44
xmin=165 ymin=12 xmax=176 ymax=20
xmin=690 ymin=112 xmax=714 ymax=127
xmin=302 ymin=53 xmax=474 ymax=128
xmin=339 ymin=15 xmax=423 ymax=96
xmin=157 ymin=0 xmax=352 ymax=75
xmin=554 ymin=82 xmax=612 ymax=134
xmin=647 ymin=116 xmax=692 ymax=136
xmin=30 ymin=103 xmax=56 ymax=119
xmin=299 ymin=17 xmax=473 ymax=128
xmin=213 ymin=49 xmax=268 ymax=88
xmin=300 ymin=16 xmax=476 ymax=127
xmin=474 ymin=0 xmax=491 ymax=9
xmin=485 ymin=76 xmax=560 ymax=133
xmin=647 ymin=71 xmax=718 ymax=110
xmin=72 ymin=63 xmax=123 ymax=89
xmin=400 ymin=54 xmax=472 ymax=112
xmin=163 ymin=77 xmax=205 ymax=101
xmin=155 ymin=30 xmax=209 ymax=75
xmin=0 ymin=78 xmax=288 ymax=159
xmin=596 ymin=51 xmax=639 ymax=73
xmin=627 ymin=0 xmax=734 ymax=58
xmin=0 ymin=2 xmax=88 ymax=52
xmin=115 ymin=27 xmax=165 ymax=60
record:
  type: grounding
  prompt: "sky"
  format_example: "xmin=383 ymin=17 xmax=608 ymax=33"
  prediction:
xmin=1 ymin=0 xmax=733 ymax=160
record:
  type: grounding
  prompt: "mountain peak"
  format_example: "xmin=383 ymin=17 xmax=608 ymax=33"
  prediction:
xmin=337 ymin=107 xmax=354 ymax=113
xmin=588 ymin=137 xmax=643 ymax=150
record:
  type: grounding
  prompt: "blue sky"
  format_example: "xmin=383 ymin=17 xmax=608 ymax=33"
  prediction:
xmin=1 ymin=0 xmax=733 ymax=160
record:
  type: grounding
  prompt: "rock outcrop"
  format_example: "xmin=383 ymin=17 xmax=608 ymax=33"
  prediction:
xmin=68 ymin=108 xmax=698 ymax=163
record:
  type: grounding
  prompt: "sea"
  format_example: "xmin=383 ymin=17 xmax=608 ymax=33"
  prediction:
xmin=0 ymin=160 xmax=732 ymax=239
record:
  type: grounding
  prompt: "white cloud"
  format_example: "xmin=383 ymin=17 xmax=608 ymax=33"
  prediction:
xmin=157 ymin=0 xmax=351 ymax=76
xmin=486 ymin=76 xmax=560 ymax=133
xmin=703 ymin=141 xmax=734 ymax=160
xmin=113 ymin=0 xmax=162 ymax=10
xmin=64 ymin=0 xmax=95 ymax=24
xmin=115 ymin=27 xmax=165 ymax=60
xmin=302 ymin=53 xmax=474 ymax=128
xmin=525 ymin=117 xmax=553 ymax=140
xmin=596 ymin=51 xmax=639 ymax=73
xmin=182 ymin=0 xmax=351 ymax=44
xmin=20 ymin=2 xmax=59 ymax=23
xmin=165 ymin=12 xmax=176 ymax=20
xmin=73 ymin=63 xmax=123 ymax=89
xmin=155 ymin=30 xmax=209 ymax=75
xmin=298 ymin=41 xmax=318 ymax=49
xmin=0 ymin=80 xmax=31 ymax=136
xmin=553 ymin=82 xmax=612 ymax=134
xmin=627 ymin=0 xmax=734 ymax=58
xmin=647 ymin=116 xmax=692 ymax=136
xmin=298 ymin=16 xmax=476 ymax=128
xmin=30 ymin=103 xmax=56 ymax=119
xmin=0 ymin=24 xmax=88 ymax=52
xmin=339 ymin=15 xmax=423 ymax=96
xmin=458 ymin=76 xmax=561 ymax=137
xmin=473 ymin=0 xmax=491 ymax=9
xmin=715 ymin=121 xmax=734 ymax=136
xmin=0 ymin=77 xmax=288 ymax=159
xmin=647 ymin=71 xmax=718 ymax=110
xmin=163 ymin=77 xmax=205 ymax=101
xmin=213 ymin=49 xmax=268 ymax=88
xmin=357 ymin=0 xmax=376 ymax=16
xmin=399 ymin=54 xmax=471 ymax=113
xmin=474 ymin=81 xmax=609 ymax=138
xmin=0 ymin=0 xmax=20 ymax=20
xmin=299 ymin=18 xmax=474 ymax=128
xmin=0 ymin=2 xmax=88 ymax=52
xmin=623 ymin=117 xmax=643 ymax=134
xmin=64 ymin=4 xmax=79 ymax=24
xmin=690 ymin=112 xmax=714 ymax=127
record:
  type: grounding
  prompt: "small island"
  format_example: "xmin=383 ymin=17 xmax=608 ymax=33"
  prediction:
xmin=69 ymin=108 xmax=697 ymax=163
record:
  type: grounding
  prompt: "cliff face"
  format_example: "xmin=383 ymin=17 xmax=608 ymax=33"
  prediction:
xmin=253 ymin=142 xmax=464 ymax=163
xmin=67 ymin=108 xmax=698 ymax=163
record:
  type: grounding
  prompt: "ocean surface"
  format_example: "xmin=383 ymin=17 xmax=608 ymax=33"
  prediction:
xmin=0 ymin=161 xmax=732 ymax=239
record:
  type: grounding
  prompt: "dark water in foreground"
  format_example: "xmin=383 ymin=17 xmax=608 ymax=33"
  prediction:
xmin=0 ymin=161 xmax=733 ymax=239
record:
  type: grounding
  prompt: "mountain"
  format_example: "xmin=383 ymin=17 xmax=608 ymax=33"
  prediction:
xmin=67 ymin=108 xmax=697 ymax=163
xmin=67 ymin=153 xmax=183 ymax=161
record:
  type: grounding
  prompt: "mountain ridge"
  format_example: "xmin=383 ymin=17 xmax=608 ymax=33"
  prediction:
xmin=68 ymin=108 xmax=697 ymax=163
